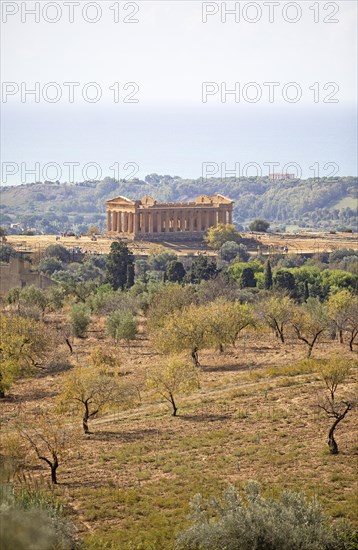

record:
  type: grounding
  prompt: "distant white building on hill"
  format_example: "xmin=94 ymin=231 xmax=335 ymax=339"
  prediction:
xmin=269 ymin=173 xmax=295 ymax=181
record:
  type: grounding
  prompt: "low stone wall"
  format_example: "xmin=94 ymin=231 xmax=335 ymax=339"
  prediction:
xmin=134 ymin=231 xmax=205 ymax=242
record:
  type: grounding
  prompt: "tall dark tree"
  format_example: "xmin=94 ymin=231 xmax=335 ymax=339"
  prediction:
xmin=264 ymin=260 xmax=273 ymax=290
xmin=166 ymin=260 xmax=186 ymax=283
xmin=239 ymin=267 xmax=256 ymax=288
xmin=189 ymin=255 xmax=217 ymax=284
xmin=274 ymin=270 xmax=296 ymax=294
xmin=126 ymin=263 xmax=135 ymax=289
xmin=106 ymin=242 xmax=134 ymax=291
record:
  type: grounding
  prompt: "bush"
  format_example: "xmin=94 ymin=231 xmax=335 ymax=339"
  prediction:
xmin=249 ymin=218 xmax=270 ymax=232
xmin=0 ymin=479 xmax=76 ymax=550
xmin=205 ymin=224 xmax=243 ymax=248
xmin=165 ymin=260 xmax=186 ymax=283
xmin=69 ymin=303 xmax=91 ymax=338
xmin=176 ymin=483 xmax=355 ymax=550
xmin=149 ymin=251 xmax=178 ymax=271
xmin=105 ymin=311 xmax=137 ymax=347
xmin=220 ymin=241 xmax=249 ymax=262
xmin=89 ymin=346 xmax=121 ymax=372
xmin=38 ymin=257 xmax=63 ymax=275
xmin=0 ymin=244 xmax=16 ymax=263
xmin=89 ymin=287 xmax=139 ymax=316
xmin=44 ymin=244 xmax=70 ymax=263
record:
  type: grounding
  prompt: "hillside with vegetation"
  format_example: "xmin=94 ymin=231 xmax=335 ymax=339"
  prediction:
xmin=0 ymin=175 xmax=356 ymax=234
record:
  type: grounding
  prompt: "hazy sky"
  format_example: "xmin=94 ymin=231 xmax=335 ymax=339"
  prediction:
xmin=1 ymin=0 xmax=357 ymax=183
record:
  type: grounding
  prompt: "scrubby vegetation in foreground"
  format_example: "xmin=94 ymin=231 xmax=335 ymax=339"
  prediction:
xmin=0 ymin=238 xmax=357 ymax=549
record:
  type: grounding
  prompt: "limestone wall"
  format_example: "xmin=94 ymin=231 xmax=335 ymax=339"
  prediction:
xmin=0 ymin=256 xmax=57 ymax=296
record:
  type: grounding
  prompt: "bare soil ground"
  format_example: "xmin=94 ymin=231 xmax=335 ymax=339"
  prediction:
xmin=1 ymin=318 xmax=357 ymax=550
xmin=6 ymin=231 xmax=358 ymax=257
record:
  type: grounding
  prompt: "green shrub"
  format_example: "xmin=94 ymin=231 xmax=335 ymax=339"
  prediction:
xmin=0 ymin=244 xmax=16 ymax=263
xmin=44 ymin=244 xmax=70 ymax=263
xmin=0 ymin=480 xmax=76 ymax=550
xmin=69 ymin=303 xmax=91 ymax=338
xmin=175 ymin=483 xmax=355 ymax=550
xmin=106 ymin=310 xmax=137 ymax=347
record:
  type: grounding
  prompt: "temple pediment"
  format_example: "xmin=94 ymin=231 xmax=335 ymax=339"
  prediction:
xmin=195 ymin=195 xmax=212 ymax=204
xmin=106 ymin=196 xmax=135 ymax=205
xmin=211 ymin=193 xmax=234 ymax=204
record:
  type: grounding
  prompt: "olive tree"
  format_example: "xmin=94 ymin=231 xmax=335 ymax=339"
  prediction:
xmin=152 ymin=304 xmax=210 ymax=367
xmin=206 ymin=300 xmax=254 ymax=351
xmin=317 ymin=357 xmax=355 ymax=454
xmin=105 ymin=310 xmax=138 ymax=349
xmin=258 ymin=295 xmax=293 ymax=343
xmin=18 ymin=413 xmax=77 ymax=484
xmin=59 ymin=366 xmax=135 ymax=434
xmin=68 ymin=303 xmax=91 ymax=338
xmin=292 ymin=298 xmax=331 ymax=358
xmin=328 ymin=290 xmax=358 ymax=349
xmin=0 ymin=314 xmax=52 ymax=397
xmin=327 ymin=290 xmax=357 ymax=344
xmin=147 ymin=356 xmax=199 ymax=416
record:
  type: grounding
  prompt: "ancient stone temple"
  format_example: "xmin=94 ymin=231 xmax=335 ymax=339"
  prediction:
xmin=106 ymin=194 xmax=234 ymax=240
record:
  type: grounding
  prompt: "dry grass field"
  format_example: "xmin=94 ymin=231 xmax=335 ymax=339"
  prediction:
xmin=1 ymin=313 xmax=357 ymax=549
xmin=6 ymin=231 xmax=358 ymax=257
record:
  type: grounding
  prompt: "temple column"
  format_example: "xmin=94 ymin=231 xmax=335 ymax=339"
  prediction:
xmin=228 ymin=209 xmax=233 ymax=224
xmin=205 ymin=210 xmax=210 ymax=230
xmin=107 ymin=211 xmax=112 ymax=232
xmin=113 ymin=211 xmax=118 ymax=232
xmin=140 ymin=212 xmax=146 ymax=234
xmin=165 ymin=210 xmax=170 ymax=232
xmin=118 ymin=211 xmax=122 ymax=233
xmin=141 ymin=212 xmax=144 ymax=233
xmin=173 ymin=211 xmax=178 ymax=232
xmin=149 ymin=211 xmax=154 ymax=233
xmin=129 ymin=212 xmax=134 ymax=233
xmin=157 ymin=211 xmax=162 ymax=232
xmin=189 ymin=210 xmax=194 ymax=232
xmin=196 ymin=210 xmax=202 ymax=231
xmin=180 ymin=210 xmax=185 ymax=231
xmin=135 ymin=211 xmax=140 ymax=233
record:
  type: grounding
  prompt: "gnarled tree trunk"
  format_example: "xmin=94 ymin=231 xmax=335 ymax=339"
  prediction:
xmin=40 ymin=454 xmax=59 ymax=484
xmin=169 ymin=392 xmax=178 ymax=417
xmin=191 ymin=348 xmax=200 ymax=368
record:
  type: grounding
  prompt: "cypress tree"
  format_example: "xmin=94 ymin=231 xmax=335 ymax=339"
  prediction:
xmin=126 ymin=263 xmax=135 ymax=289
xmin=304 ymin=280 xmax=309 ymax=301
xmin=264 ymin=260 xmax=273 ymax=290
xmin=106 ymin=241 xmax=134 ymax=291
xmin=240 ymin=267 xmax=256 ymax=288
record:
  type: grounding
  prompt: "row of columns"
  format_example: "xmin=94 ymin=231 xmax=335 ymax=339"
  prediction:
xmin=107 ymin=207 xmax=233 ymax=234
xmin=107 ymin=210 xmax=135 ymax=233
